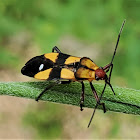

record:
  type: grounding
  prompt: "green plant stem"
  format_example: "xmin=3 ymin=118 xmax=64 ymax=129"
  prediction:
xmin=0 ymin=81 xmax=140 ymax=115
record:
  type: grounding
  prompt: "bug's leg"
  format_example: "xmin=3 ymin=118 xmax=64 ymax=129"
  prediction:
xmin=108 ymin=64 xmax=115 ymax=95
xmin=62 ymin=81 xmax=85 ymax=111
xmin=105 ymin=64 xmax=115 ymax=95
xmin=88 ymin=82 xmax=107 ymax=128
xmin=106 ymin=81 xmax=115 ymax=95
xmin=103 ymin=63 xmax=115 ymax=95
xmin=36 ymin=82 xmax=57 ymax=101
xmin=89 ymin=82 xmax=99 ymax=102
xmin=80 ymin=81 xmax=85 ymax=111
xmin=59 ymin=81 xmax=85 ymax=111
xmin=52 ymin=46 xmax=62 ymax=53
xmin=36 ymin=80 xmax=71 ymax=101
xmin=89 ymin=82 xmax=106 ymax=113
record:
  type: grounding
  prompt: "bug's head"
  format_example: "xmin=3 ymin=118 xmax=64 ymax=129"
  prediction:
xmin=95 ymin=67 xmax=107 ymax=81
xmin=21 ymin=55 xmax=53 ymax=77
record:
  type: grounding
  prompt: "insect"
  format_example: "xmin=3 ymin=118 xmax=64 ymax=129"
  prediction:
xmin=21 ymin=20 xmax=126 ymax=127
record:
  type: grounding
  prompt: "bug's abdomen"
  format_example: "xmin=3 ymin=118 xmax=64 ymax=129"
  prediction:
xmin=34 ymin=67 xmax=76 ymax=81
xmin=21 ymin=52 xmax=81 ymax=81
xmin=44 ymin=53 xmax=81 ymax=65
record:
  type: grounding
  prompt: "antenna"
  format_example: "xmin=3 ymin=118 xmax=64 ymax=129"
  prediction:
xmin=110 ymin=19 xmax=126 ymax=65
xmin=87 ymin=20 xmax=126 ymax=128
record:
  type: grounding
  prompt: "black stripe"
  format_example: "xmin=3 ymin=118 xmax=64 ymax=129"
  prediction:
xmin=76 ymin=64 xmax=95 ymax=71
xmin=48 ymin=67 xmax=61 ymax=80
xmin=56 ymin=53 xmax=70 ymax=65
xmin=74 ymin=77 xmax=87 ymax=81
xmin=83 ymin=65 xmax=95 ymax=71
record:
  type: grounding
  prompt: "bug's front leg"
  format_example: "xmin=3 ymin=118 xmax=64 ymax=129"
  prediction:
xmin=52 ymin=46 xmax=62 ymax=53
xmin=104 ymin=63 xmax=115 ymax=95
xmin=80 ymin=81 xmax=85 ymax=111
xmin=89 ymin=82 xmax=106 ymax=113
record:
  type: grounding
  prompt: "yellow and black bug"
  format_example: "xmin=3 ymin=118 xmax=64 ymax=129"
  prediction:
xmin=21 ymin=20 xmax=125 ymax=127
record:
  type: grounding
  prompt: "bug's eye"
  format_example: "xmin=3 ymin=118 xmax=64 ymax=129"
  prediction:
xmin=39 ymin=64 xmax=44 ymax=71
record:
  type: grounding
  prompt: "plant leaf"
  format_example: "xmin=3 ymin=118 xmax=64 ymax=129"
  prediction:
xmin=0 ymin=81 xmax=140 ymax=115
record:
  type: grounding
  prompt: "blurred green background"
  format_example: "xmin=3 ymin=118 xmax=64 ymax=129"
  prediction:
xmin=0 ymin=0 xmax=140 ymax=139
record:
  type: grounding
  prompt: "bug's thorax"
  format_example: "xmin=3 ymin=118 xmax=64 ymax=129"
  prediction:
xmin=95 ymin=67 xmax=107 ymax=81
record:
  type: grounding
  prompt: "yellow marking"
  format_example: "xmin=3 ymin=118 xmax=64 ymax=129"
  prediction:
xmin=75 ymin=67 xmax=95 ymax=81
xmin=80 ymin=57 xmax=99 ymax=70
xmin=34 ymin=68 xmax=52 ymax=80
xmin=65 ymin=56 xmax=81 ymax=64
xmin=61 ymin=68 xmax=76 ymax=81
xmin=44 ymin=53 xmax=59 ymax=63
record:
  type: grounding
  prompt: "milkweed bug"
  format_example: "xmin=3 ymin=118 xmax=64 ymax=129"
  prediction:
xmin=21 ymin=20 xmax=126 ymax=127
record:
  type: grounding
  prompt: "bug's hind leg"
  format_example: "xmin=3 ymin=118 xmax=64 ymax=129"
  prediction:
xmin=36 ymin=80 xmax=71 ymax=101
xmin=36 ymin=82 xmax=57 ymax=102
xmin=89 ymin=82 xmax=106 ymax=113
xmin=52 ymin=46 xmax=62 ymax=53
